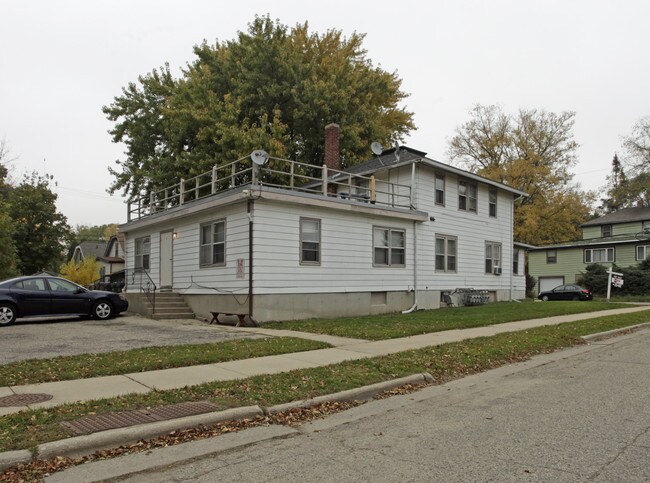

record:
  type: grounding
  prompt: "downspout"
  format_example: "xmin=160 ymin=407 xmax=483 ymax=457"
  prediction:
xmin=247 ymin=198 xmax=254 ymax=319
xmin=402 ymin=161 xmax=419 ymax=314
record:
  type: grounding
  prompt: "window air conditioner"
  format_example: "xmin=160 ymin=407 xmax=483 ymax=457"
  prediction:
xmin=493 ymin=267 xmax=502 ymax=275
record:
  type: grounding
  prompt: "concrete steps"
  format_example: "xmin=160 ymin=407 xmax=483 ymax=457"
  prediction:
xmin=147 ymin=293 xmax=194 ymax=320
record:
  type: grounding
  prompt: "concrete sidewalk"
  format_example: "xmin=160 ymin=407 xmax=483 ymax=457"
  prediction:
xmin=1 ymin=306 xmax=649 ymax=416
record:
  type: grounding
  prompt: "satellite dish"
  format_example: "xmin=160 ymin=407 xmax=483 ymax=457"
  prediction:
xmin=250 ymin=150 xmax=269 ymax=166
xmin=370 ymin=142 xmax=383 ymax=156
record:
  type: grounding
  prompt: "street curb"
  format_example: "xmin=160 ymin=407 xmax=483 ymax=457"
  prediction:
xmin=0 ymin=450 xmax=32 ymax=473
xmin=264 ymin=373 xmax=434 ymax=415
xmin=581 ymin=322 xmax=650 ymax=342
xmin=36 ymin=405 xmax=263 ymax=461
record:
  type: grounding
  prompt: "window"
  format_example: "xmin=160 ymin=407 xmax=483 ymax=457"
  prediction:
xmin=489 ymin=188 xmax=497 ymax=217
xmin=458 ymin=180 xmax=477 ymax=213
xmin=135 ymin=236 xmax=150 ymax=271
xmin=636 ymin=245 xmax=650 ymax=261
xmin=485 ymin=242 xmax=501 ymax=274
xmin=435 ymin=173 xmax=445 ymax=206
xmin=300 ymin=218 xmax=321 ymax=265
xmin=200 ymin=220 xmax=226 ymax=266
xmin=546 ymin=249 xmax=557 ymax=264
xmin=584 ymin=247 xmax=614 ymax=263
xmin=601 ymin=225 xmax=612 ymax=237
xmin=435 ymin=235 xmax=457 ymax=272
xmin=374 ymin=227 xmax=405 ymax=266
xmin=13 ymin=279 xmax=47 ymax=291
xmin=48 ymin=278 xmax=81 ymax=293
xmin=513 ymin=248 xmax=520 ymax=275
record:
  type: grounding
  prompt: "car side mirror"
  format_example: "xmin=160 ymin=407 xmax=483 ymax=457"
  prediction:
xmin=74 ymin=288 xmax=85 ymax=294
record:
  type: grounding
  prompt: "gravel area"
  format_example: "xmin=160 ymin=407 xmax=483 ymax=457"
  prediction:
xmin=0 ymin=315 xmax=262 ymax=363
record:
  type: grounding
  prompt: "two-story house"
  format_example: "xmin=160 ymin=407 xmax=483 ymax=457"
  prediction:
xmin=119 ymin=124 xmax=528 ymax=322
xmin=528 ymin=206 xmax=650 ymax=293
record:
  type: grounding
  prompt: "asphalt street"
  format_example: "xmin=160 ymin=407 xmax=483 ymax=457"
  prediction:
xmin=0 ymin=315 xmax=261 ymax=363
xmin=69 ymin=329 xmax=650 ymax=482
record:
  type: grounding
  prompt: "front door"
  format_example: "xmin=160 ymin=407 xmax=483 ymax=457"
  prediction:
xmin=160 ymin=231 xmax=173 ymax=289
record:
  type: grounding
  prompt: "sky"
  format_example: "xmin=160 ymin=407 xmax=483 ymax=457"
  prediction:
xmin=1 ymin=0 xmax=649 ymax=228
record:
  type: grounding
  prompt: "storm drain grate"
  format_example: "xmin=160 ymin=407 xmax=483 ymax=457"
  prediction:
xmin=61 ymin=401 xmax=219 ymax=435
xmin=0 ymin=393 xmax=53 ymax=407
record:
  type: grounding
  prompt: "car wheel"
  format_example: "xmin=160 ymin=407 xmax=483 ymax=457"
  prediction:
xmin=0 ymin=303 xmax=17 ymax=326
xmin=541 ymin=295 xmax=549 ymax=302
xmin=93 ymin=300 xmax=114 ymax=320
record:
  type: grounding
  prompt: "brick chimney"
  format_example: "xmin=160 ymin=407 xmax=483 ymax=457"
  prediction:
xmin=324 ymin=123 xmax=340 ymax=171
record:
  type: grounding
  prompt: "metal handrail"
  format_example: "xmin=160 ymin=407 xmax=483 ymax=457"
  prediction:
xmin=127 ymin=155 xmax=415 ymax=221
xmin=126 ymin=269 xmax=157 ymax=315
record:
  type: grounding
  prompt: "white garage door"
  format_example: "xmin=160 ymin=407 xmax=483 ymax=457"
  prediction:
xmin=539 ymin=276 xmax=564 ymax=293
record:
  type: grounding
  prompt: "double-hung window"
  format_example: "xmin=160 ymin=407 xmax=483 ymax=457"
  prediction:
xmin=485 ymin=241 xmax=501 ymax=274
xmin=635 ymin=245 xmax=650 ymax=261
xmin=584 ymin=247 xmax=614 ymax=263
xmin=489 ymin=188 xmax=497 ymax=217
xmin=134 ymin=236 xmax=150 ymax=271
xmin=458 ymin=180 xmax=477 ymax=213
xmin=374 ymin=227 xmax=405 ymax=266
xmin=435 ymin=173 xmax=445 ymax=206
xmin=200 ymin=220 xmax=226 ymax=266
xmin=546 ymin=249 xmax=557 ymax=264
xmin=601 ymin=225 xmax=612 ymax=237
xmin=300 ymin=218 xmax=321 ymax=265
xmin=435 ymin=235 xmax=457 ymax=272
xmin=513 ymin=248 xmax=520 ymax=275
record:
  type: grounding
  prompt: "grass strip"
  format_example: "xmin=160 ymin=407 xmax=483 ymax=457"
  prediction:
xmin=0 ymin=309 xmax=647 ymax=453
xmin=265 ymin=301 xmax=630 ymax=340
xmin=0 ymin=338 xmax=329 ymax=386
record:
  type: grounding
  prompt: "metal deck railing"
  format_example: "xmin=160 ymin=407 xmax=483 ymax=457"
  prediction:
xmin=127 ymin=154 xmax=413 ymax=221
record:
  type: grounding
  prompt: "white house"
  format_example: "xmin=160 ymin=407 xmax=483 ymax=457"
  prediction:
xmin=119 ymin=124 xmax=527 ymax=322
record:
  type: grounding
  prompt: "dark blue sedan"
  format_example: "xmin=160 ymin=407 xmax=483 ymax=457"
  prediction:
xmin=0 ymin=276 xmax=129 ymax=326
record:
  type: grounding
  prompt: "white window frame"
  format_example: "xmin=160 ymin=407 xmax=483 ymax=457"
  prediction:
xmin=636 ymin=244 xmax=650 ymax=261
xmin=485 ymin=241 xmax=502 ymax=274
xmin=134 ymin=236 xmax=150 ymax=271
xmin=458 ymin=179 xmax=477 ymax=213
xmin=546 ymin=249 xmax=557 ymax=264
xmin=489 ymin=188 xmax=497 ymax=217
xmin=300 ymin=218 xmax=321 ymax=265
xmin=434 ymin=173 xmax=445 ymax=206
xmin=584 ymin=247 xmax=614 ymax=263
xmin=435 ymin=235 xmax=457 ymax=272
xmin=200 ymin=219 xmax=226 ymax=267
xmin=373 ymin=227 xmax=406 ymax=267
xmin=601 ymin=224 xmax=612 ymax=237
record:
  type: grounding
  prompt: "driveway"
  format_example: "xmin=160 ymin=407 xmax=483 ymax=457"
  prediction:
xmin=0 ymin=315 xmax=261 ymax=363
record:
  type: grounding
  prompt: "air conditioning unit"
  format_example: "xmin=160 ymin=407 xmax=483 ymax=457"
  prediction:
xmin=493 ymin=267 xmax=502 ymax=275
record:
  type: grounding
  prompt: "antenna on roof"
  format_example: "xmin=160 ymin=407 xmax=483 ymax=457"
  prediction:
xmin=250 ymin=150 xmax=269 ymax=166
xmin=370 ymin=142 xmax=383 ymax=156
xmin=394 ymin=142 xmax=401 ymax=163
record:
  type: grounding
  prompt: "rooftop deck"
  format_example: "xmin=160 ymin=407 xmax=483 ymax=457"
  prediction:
xmin=127 ymin=154 xmax=413 ymax=221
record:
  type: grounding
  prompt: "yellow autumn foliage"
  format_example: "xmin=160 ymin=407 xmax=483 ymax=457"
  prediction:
xmin=59 ymin=257 xmax=101 ymax=286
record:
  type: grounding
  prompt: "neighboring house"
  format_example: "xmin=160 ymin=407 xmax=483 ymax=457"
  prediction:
xmin=118 ymin=124 xmax=528 ymax=322
xmin=71 ymin=236 xmax=125 ymax=282
xmin=528 ymin=206 xmax=650 ymax=293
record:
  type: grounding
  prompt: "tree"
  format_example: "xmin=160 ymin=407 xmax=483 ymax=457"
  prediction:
xmin=0 ymin=149 xmax=17 ymax=279
xmin=60 ymin=257 xmax=101 ymax=286
xmin=104 ymin=15 xmax=415 ymax=200
xmin=449 ymin=105 xmax=594 ymax=245
xmin=623 ymin=115 xmax=650 ymax=172
xmin=9 ymin=172 xmax=71 ymax=274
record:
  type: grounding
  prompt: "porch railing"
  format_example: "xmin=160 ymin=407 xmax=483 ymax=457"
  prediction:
xmin=125 ymin=269 xmax=157 ymax=315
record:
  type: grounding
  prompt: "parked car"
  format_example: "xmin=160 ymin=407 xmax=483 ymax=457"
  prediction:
xmin=538 ymin=284 xmax=593 ymax=302
xmin=0 ymin=275 xmax=129 ymax=326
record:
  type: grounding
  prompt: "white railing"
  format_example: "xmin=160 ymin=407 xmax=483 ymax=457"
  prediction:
xmin=127 ymin=155 xmax=413 ymax=221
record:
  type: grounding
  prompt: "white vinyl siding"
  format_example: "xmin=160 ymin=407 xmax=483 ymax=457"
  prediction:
xmin=584 ymin=247 xmax=614 ymax=263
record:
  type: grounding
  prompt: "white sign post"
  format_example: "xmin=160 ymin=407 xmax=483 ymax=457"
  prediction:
xmin=606 ymin=267 xmax=624 ymax=302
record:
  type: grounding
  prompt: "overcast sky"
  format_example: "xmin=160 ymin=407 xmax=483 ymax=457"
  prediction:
xmin=1 ymin=0 xmax=648 ymax=228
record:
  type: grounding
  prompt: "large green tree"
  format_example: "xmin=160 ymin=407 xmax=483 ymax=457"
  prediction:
xmin=9 ymin=172 xmax=71 ymax=274
xmin=449 ymin=105 xmax=594 ymax=245
xmin=104 ymin=15 xmax=415 ymax=200
xmin=623 ymin=115 xmax=650 ymax=172
xmin=0 ymin=143 xmax=17 ymax=279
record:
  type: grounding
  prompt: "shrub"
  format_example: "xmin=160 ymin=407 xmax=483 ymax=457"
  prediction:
xmin=60 ymin=257 xmax=101 ymax=286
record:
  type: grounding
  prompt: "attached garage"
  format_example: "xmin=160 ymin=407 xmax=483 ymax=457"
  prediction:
xmin=538 ymin=276 xmax=564 ymax=294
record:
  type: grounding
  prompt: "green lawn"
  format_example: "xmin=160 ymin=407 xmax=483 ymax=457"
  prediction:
xmin=0 ymin=337 xmax=329 ymax=386
xmin=264 ymin=301 xmax=630 ymax=340
xmin=1 ymin=309 xmax=648 ymax=453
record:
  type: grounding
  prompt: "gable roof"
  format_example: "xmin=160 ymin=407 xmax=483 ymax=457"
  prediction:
xmin=73 ymin=241 xmax=107 ymax=260
xmin=582 ymin=206 xmax=650 ymax=227
xmin=342 ymin=146 xmax=528 ymax=198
